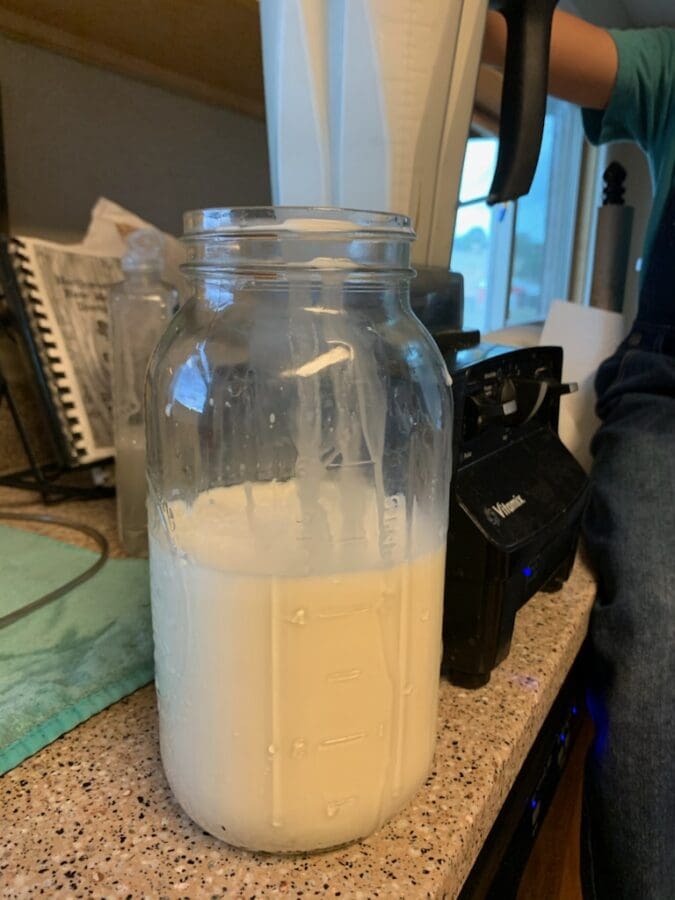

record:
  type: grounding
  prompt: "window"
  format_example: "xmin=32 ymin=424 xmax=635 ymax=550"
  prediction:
xmin=451 ymin=98 xmax=583 ymax=333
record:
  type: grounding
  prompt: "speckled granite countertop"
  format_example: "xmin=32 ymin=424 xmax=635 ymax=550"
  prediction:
xmin=0 ymin=487 xmax=595 ymax=899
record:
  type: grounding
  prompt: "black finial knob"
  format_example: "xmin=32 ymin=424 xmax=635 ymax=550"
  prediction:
xmin=603 ymin=161 xmax=627 ymax=205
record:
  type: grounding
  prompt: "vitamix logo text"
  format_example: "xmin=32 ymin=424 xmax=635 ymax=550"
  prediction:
xmin=485 ymin=494 xmax=526 ymax=525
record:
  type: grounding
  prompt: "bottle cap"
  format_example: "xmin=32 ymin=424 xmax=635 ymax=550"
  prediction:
xmin=122 ymin=228 xmax=164 ymax=272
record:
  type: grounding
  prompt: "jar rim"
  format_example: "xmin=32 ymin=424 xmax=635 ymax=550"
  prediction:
xmin=183 ymin=206 xmax=415 ymax=239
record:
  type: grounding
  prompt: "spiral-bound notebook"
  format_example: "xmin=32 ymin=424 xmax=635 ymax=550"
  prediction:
xmin=0 ymin=235 xmax=122 ymax=466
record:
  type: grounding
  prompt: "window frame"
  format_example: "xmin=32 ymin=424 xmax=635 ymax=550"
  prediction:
xmin=453 ymin=97 xmax=585 ymax=332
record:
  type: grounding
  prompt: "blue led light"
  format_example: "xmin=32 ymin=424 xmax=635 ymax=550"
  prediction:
xmin=530 ymin=798 xmax=538 ymax=809
xmin=523 ymin=566 xmax=533 ymax=577
xmin=572 ymin=706 xmax=578 ymax=716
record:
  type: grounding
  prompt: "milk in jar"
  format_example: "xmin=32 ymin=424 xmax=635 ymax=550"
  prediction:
xmin=150 ymin=480 xmax=446 ymax=852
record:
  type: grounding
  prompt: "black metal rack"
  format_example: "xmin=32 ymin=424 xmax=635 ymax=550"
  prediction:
xmin=0 ymin=368 xmax=113 ymax=504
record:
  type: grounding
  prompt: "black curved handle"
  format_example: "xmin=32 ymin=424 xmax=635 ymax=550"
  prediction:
xmin=487 ymin=0 xmax=558 ymax=205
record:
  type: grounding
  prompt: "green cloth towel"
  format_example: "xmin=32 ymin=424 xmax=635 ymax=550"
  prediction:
xmin=0 ymin=523 xmax=154 ymax=775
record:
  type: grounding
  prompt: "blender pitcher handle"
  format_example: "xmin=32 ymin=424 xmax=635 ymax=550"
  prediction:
xmin=487 ymin=0 xmax=558 ymax=205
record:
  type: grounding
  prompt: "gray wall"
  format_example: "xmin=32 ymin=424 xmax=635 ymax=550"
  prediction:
xmin=0 ymin=33 xmax=271 ymax=242
xmin=0 ymin=33 xmax=271 ymax=475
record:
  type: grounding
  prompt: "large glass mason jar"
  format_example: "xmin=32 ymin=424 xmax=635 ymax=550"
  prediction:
xmin=146 ymin=208 xmax=452 ymax=853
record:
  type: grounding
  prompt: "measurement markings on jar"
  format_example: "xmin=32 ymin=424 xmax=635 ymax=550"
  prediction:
xmin=317 ymin=606 xmax=372 ymax=619
xmin=393 ymin=565 xmax=412 ymax=798
xmin=326 ymin=796 xmax=357 ymax=817
xmin=326 ymin=668 xmax=362 ymax=683
xmin=318 ymin=732 xmax=367 ymax=749
xmin=270 ymin=578 xmax=283 ymax=828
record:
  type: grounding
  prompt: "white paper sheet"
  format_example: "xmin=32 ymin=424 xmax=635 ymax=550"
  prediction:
xmin=81 ymin=197 xmax=187 ymax=301
xmin=539 ymin=300 xmax=628 ymax=472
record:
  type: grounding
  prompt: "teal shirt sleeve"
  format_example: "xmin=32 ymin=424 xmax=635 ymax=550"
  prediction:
xmin=582 ymin=28 xmax=675 ymax=278
xmin=583 ymin=28 xmax=675 ymax=156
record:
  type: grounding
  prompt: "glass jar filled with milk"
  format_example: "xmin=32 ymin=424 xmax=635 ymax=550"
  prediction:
xmin=146 ymin=207 xmax=452 ymax=853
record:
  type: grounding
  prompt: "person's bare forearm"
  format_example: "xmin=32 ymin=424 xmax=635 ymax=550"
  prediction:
xmin=483 ymin=9 xmax=618 ymax=110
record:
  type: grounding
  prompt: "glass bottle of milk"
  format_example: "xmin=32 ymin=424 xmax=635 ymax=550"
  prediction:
xmin=109 ymin=229 xmax=177 ymax=556
xmin=145 ymin=208 xmax=453 ymax=852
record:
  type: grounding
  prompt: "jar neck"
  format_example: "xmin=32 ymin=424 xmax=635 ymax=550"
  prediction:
xmin=181 ymin=208 xmax=416 ymax=277
xmin=183 ymin=236 xmax=412 ymax=276
xmin=192 ymin=272 xmax=413 ymax=315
